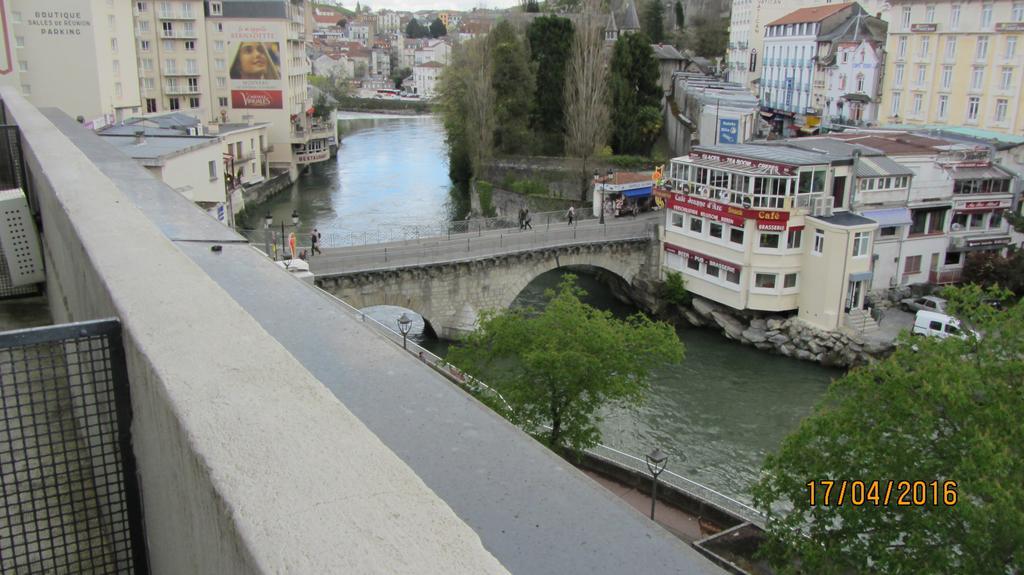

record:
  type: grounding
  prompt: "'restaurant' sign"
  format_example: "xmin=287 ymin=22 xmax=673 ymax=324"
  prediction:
xmin=995 ymin=22 xmax=1024 ymax=31
xmin=954 ymin=199 xmax=1011 ymax=212
xmin=966 ymin=236 xmax=1011 ymax=247
xmin=668 ymin=193 xmax=791 ymax=230
xmin=664 ymin=243 xmax=741 ymax=274
xmin=692 ymin=151 xmax=797 ymax=176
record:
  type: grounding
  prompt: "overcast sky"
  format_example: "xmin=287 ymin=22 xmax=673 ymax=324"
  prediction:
xmin=326 ymin=0 xmax=520 ymax=13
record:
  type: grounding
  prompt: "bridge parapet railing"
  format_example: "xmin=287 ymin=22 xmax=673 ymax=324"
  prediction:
xmin=314 ymin=286 xmax=766 ymax=528
xmin=235 ymin=209 xmax=599 ymax=249
xmin=312 ymin=219 xmax=656 ymax=277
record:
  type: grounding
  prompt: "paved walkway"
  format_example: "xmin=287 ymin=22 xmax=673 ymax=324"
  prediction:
xmin=307 ymin=211 xmax=661 ymax=278
xmin=583 ymin=470 xmax=708 ymax=542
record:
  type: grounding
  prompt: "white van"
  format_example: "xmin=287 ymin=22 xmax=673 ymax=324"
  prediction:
xmin=912 ymin=310 xmax=966 ymax=340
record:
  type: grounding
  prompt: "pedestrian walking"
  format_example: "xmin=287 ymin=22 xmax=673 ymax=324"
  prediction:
xmin=523 ymin=208 xmax=533 ymax=230
xmin=311 ymin=228 xmax=322 ymax=256
xmin=567 ymin=205 xmax=575 ymax=226
xmin=518 ymin=207 xmax=526 ymax=230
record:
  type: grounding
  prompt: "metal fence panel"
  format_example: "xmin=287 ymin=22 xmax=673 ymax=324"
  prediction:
xmin=0 ymin=319 xmax=148 ymax=574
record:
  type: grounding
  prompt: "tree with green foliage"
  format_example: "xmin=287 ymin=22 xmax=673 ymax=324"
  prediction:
xmin=608 ymin=32 xmax=662 ymax=156
xmin=429 ymin=17 xmax=447 ymax=38
xmin=489 ymin=21 xmax=535 ymax=155
xmin=526 ymin=15 xmax=574 ymax=155
xmin=962 ymin=249 xmax=1024 ymax=295
xmin=660 ymin=270 xmax=690 ymax=306
xmin=642 ymin=0 xmax=665 ymax=43
xmin=523 ymin=0 xmax=541 ymax=12
xmin=692 ymin=16 xmax=729 ymax=58
xmin=753 ymin=285 xmax=1024 ymax=574
xmin=673 ymin=1 xmax=684 ymax=29
xmin=405 ymin=17 xmax=427 ymax=38
xmin=390 ymin=66 xmax=412 ymax=90
xmin=447 ymin=275 xmax=684 ymax=451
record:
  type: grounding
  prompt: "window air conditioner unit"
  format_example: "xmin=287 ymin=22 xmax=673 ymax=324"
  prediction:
xmin=0 ymin=189 xmax=45 ymax=288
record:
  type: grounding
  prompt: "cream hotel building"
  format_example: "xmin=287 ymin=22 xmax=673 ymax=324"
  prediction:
xmin=880 ymin=0 xmax=1024 ymax=134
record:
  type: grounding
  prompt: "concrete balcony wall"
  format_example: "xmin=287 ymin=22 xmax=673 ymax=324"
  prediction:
xmin=1 ymin=88 xmax=506 ymax=574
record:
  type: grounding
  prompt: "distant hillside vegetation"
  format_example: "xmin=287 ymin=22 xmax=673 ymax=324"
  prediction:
xmin=313 ymin=2 xmax=355 ymax=18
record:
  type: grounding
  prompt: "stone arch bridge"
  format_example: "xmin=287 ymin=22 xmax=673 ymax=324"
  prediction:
xmin=315 ymin=237 xmax=659 ymax=339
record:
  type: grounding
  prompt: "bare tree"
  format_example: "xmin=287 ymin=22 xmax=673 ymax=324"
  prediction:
xmin=565 ymin=0 xmax=611 ymax=200
xmin=460 ymin=38 xmax=495 ymax=174
xmin=439 ymin=37 xmax=495 ymax=177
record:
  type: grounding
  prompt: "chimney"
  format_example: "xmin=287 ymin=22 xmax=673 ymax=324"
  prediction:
xmin=243 ymin=114 xmax=254 ymax=126
xmin=134 ymin=130 xmax=145 ymax=145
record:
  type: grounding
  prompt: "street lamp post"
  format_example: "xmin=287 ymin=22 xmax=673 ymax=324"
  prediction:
xmin=645 ymin=447 xmax=668 ymax=520
xmin=397 ymin=313 xmax=412 ymax=350
xmin=263 ymin=213 xmax=273 ymax=257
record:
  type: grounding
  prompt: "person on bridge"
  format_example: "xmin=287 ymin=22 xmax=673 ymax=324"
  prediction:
xmin=523 ymin=208 xmax=533 ymax=230
xmin=311 ymin=229 xmax=322 ymax=256
xmin=567 ymin=205 xmax=575 ymax=226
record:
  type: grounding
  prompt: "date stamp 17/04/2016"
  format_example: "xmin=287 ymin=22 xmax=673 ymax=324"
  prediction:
xmin=806 ymin=480 xmax=958 ymax=507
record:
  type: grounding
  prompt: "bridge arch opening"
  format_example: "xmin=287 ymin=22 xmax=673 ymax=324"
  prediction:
xmin=510 ymin=266 xmax=639 ymax=316
xmin=358 ymin=305 xmax=441 ymax=344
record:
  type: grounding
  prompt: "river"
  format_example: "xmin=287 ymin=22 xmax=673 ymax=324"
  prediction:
xmin=247 ymin=112 xmax=840 ymax=503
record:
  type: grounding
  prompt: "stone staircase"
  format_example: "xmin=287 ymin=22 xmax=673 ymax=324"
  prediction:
xmin=845 ymin=308 xmax=879 ymax=334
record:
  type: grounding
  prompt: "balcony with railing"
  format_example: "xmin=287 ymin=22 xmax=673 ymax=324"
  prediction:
xmin=160 ymin=28 xmax=199 ymax=39
xmin=164 ymin=84 xmax=201 ymax=95
xmin=929 ymin=268 xmax=962 ymax=285
xmin=162 ymin=67 xmax=200 ymax=76
xmin=0 ymin=86 xmax=729 ymax=575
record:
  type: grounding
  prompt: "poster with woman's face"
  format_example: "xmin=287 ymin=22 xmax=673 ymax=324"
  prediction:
xmin=226 ymin=23 xmax=283 ymax=109
xmin=230 ymin=42 xmax=280 ymax=80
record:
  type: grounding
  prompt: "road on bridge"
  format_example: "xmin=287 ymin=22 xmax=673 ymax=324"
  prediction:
xmin=307 ymin=211 xmax=661 ymax=277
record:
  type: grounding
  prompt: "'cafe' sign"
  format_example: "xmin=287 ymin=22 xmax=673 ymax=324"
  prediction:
xmin=669 ymin=193 xmax=790 ymax=231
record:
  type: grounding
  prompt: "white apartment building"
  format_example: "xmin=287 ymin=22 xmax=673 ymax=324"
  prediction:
xmin=815 ymin=16 xmax=888 ymax=127
xmin=414 ymin=39 xmax=451 ymax=65
xmin=377 ymin=10 xmax=401 ymax=34
xmin=412 ymin=61 xmax=443 ymax=98
xmin=313 ymin=53 xmax=354 ymax=78
xmin=760 ymin=3 xmax=869 ymax=135
xmin=728 ymin=0 xmax=890 ymax=92
xmin=815 ymin=132 xmax=1017 ymax=289
xmin=133 ymin=0 xmax=330 ymax=179
xmin=134 ymin=0 xmax=211 ymax=120
xmin=0 ymin=0 xmax=141 ymax=126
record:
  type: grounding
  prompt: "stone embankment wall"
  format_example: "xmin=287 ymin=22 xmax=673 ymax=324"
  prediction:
xmin=479 ymin=156 xmax=649 ymax=202
xmin=674 ymin=296 xmax=893 ymax=368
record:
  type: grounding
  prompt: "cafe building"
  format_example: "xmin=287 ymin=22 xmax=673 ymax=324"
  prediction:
xmin=662 ymin=144 xmax=877 ymax=331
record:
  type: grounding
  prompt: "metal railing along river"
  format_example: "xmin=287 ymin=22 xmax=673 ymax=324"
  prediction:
xmin=313 ymin=287 xmax=767 ymax=528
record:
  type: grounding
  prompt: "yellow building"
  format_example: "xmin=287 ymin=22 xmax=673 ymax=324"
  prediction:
xmin=879 ymin=0 xmax=1024 ymax=134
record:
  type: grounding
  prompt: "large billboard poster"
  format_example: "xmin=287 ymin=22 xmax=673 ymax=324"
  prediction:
xmin=225 ymin=22 xmax=283 ymax=109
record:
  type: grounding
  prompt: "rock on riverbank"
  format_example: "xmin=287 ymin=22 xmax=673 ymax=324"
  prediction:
xmin=669 ymin=295 xmax=893 ymax=368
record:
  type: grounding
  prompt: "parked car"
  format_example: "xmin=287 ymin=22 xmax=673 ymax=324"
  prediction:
xmin=900 ymin=295 xmax=947 ymax=314
xmin=912 ymin=310 xmax=972 ymax=340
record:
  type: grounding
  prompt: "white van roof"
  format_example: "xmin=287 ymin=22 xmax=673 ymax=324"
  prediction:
xmin=915 ymin=309 xmax=959 ymax=325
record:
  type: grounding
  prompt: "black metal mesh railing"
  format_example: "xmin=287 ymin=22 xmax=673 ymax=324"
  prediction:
xmin=0 ymin=319 xmax=148 ymax=574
